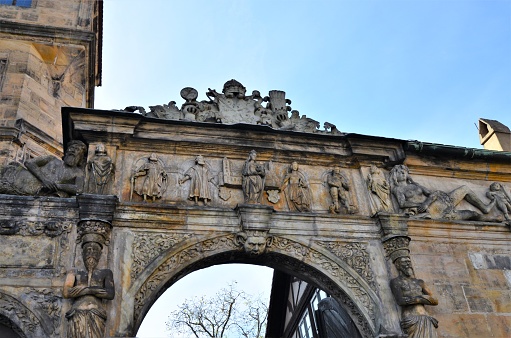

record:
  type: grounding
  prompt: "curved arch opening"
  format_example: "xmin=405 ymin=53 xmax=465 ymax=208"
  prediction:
xmin=135 ymin=253 xmax=365 ymax=338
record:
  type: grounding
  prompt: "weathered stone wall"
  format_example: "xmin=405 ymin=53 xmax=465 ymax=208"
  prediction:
xmin=0 ymin=0 xmax=100 ymax=164
xmin=0 ymin=0 xmax=94 ymax=29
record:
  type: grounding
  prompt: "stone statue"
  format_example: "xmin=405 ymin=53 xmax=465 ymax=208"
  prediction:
xmin=327 ymin=167 xmax=356 ymax=214
xmin=179 ymin=155 xmax=215 ymax=205
xmin=281 ymin=161 xmax=312 ymax=212
xmin=390 ymin=255 xmax=438 ymax=338
xmin=241 ymin=150 xmax=266 ymax=204
xmin=367 ymin=165 xmax=392 ymax=213
xmin=63 ymin=238 xmax=114 ymax=338
xmin=235 ymin=230 xmax=273 ymax=256
xmin=486 ymin=182 xmax=511 ymax=224
xmin=389 ymin=164 xmax=494 ymax=220
xmin=86 ymin=143 xmax=114 ymax=194
xmin=0 ymin=140 xmax=86 ymax=197
xmin=131 ymin=153 xmax=168 ymax=202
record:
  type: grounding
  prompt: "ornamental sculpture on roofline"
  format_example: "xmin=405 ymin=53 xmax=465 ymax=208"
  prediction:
xmin=121 ymin=79 xmax=342 ymax=135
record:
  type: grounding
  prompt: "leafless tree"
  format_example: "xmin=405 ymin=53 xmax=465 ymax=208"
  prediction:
xmin=166 ymin=282 xmax=268 ymax=338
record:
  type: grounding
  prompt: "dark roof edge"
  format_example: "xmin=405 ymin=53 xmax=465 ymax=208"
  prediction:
xmin=404 ymin=140 xmax=511 ymax=162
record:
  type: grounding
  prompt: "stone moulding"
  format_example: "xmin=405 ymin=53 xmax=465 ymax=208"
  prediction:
xmin=0 ymin=291 xmax=50 ymax=338
xmin=127 ymin=233 xmax=380 ymax=338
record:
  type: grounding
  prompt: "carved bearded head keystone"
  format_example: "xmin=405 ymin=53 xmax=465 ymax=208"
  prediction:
xmin=235 ymin=230 xmax=273 ymax=256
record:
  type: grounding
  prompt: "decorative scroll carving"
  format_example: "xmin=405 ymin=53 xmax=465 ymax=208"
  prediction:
xmin=234 ymin=230 xmax=273 ymax=256
xmin=26 ymin=288 xmax=62 ymax=335
xmin=133 ymin=235 xmax=237 ymax=319
xmin=131 ymin=232 xmax=194 ymax=278
xmin=486 ymin=182 xmax=511 ymax=225
xmin=0 ymin=140 xmax=86 ymax=197
xmin=366 ymin=165 xmax=393 ymax=214
xmin=86 ymin=143 xmax=114 ymax=195
xmin=0 ymin=291 xmax=40 ymax=335
xmin=130 ymin=154 xmax=168 ymax=202
xmin=389 ymin=164 xmax=495 ymax=221
xmin=0 ymin=220 xmax=71 ymax=237
xmin=179 ymin=155 xmax=216 ymax=206
xmin=326 ymin=167 xmax=357 ymax=214
xmin=242 ymin=150 xmax=266 ymax=204
xmin=121 ymin=80 xmax=343 ymax=135
xmin=264 ymin=252 xmax=374 ymax=338
xmin=271 ymin=237 xmax=376 ymax=322
xmin=315 ymin=241 xmax=375 ymax=289
xmin=281 ymin=162 xmax=312 ymax=212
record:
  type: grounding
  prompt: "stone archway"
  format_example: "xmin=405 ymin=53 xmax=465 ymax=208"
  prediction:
xmin=121 ymin=233 xmax=381 ymax=338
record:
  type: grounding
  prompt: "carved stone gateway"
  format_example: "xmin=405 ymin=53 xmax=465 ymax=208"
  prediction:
xmin=0 ymin=81 xmax=510 ymax=337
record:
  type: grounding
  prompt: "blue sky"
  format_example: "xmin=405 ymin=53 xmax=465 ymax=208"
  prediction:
xmin=94 ymin=1 xmax=511 ymax=336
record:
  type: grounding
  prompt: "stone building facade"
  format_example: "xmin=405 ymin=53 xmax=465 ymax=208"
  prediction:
xmin=0 ymin=2 xmax=510 ymax=338
xmin=0 ymin=0 xmax=101 ymax=164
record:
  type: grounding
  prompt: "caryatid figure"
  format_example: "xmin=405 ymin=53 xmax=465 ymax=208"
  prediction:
xmin=390 ymin=254 xmax=439 ymax=338
xmin=63 ymin=233 xmax=114 ymax=338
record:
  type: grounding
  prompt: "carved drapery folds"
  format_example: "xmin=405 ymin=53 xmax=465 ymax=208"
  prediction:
xmin=63 ymin=195 xmax=116 ymax=338
xmin=241 ymin=150 xmax=266 ymax=204
xmin=130 ymin=154 xmax=168 ymax=202
xmin=281 ymin=161 xmax=312 ymax=212
xmin=86 ymin=143 xmax=114 ymax=195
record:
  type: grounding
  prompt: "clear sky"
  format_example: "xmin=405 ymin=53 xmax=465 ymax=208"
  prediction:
xmin=94 ymin=1 xmax=511 ymax=337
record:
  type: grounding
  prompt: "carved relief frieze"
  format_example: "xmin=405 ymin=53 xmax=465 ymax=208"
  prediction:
xmin=0 ymin=220 xmax=71 ymax=237
xmin=131 ymin=232 xmax=194 ymax=278
xmin=315 ymin=241 xmax=376 ymax=289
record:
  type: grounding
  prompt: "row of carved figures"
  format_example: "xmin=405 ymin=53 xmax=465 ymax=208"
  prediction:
xmin=127 ymin=149 xmax=359 ymax=214
xmin=0 ymin=141 xmax=510 ymax=225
